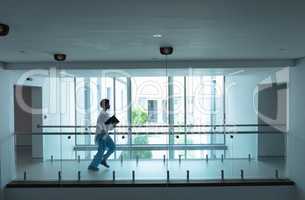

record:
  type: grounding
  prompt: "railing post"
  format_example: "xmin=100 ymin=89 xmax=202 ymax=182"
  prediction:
xmin=221 ymin=170 xmax=224 ymax=181
xmin=240 ymin=169 xmax=244 ymax=180
xmin=120 ymin=155 xmax=123 ymax=165
xmin=78 ymin=171 xmax=81 ymax=181
xmin=186 ymin=170 xmax=190 ymax=182
xmin=132 ymin=170 xmax=135 ymax=182
xmin=112 ymin=170 xmax=116 ymax=181
xmin=275 ymin=169 xmax=279 ymax=179
xmin=248 ymin=154 xmax=251 ymax=161
xmin=58 ymin=171 xmax=62 ymax=183
xmin=136 ymin=155 xmax=139 ymax=165
xmin=23 ymin=171 xmax=27 ymax=181
xmin=167 ymin=170 xmax=170 ymax=182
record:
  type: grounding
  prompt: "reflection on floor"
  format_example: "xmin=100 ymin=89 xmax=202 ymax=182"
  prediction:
xmin=16 ymin=148 xmax=286 ymax=182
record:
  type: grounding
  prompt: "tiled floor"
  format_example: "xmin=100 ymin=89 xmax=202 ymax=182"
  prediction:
xmin=15 ymin=148 xmax=286 ymax=182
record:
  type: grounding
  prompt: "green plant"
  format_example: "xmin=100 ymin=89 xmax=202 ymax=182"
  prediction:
xmin=131 ymin=107 xmax=148 ymax=125
xmin=131 ymin=135 xmax=152 ymax=159
xmin=122 ymin=106 xmax=152 ymax=159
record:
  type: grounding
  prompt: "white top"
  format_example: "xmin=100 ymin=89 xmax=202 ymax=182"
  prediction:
xmin=95 ymin=110 xmax=114 ymax=141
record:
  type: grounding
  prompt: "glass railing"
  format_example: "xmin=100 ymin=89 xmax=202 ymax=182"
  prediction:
xmin=13 ymin=124 xmax=287 ymax=182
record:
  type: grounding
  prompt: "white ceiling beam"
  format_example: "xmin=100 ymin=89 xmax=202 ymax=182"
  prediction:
xmin=4 ymin=59 xmax=296 ymax=70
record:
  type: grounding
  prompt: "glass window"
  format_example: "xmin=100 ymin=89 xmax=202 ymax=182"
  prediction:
xmin=74 ymin=77 xmax=115 ymax=159
xmin=45 ymin=72 xmax=225 ymax=161
xmin=186 ymin=75 xmax=224 ymax=159
xmin=115 ymin=77 xmax=129 ymax=159
xmin=172 ymin=77 xmax=186 ymax=159
xmin=148 ymin=100 xmax=158 ymax=123
xmin=131 ymin=77 xmax=168 ymax=159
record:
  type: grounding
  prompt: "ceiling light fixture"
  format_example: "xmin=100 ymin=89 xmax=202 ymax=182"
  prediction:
xmin=160 ymin=47 xmax=174 ymax=55
xmin=54 ymin=53 xmax=67 ymax=61
xmin=0 ymin=23 xmax=10 ymax=36
xmin=153 ymin=34 xmax=163 ymax=38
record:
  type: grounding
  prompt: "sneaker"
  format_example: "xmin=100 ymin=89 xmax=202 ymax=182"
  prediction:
xmin=88 ymin=166 xmax=99 ymax=171
xmin=101 ymin=160 xmax=110 ymax=168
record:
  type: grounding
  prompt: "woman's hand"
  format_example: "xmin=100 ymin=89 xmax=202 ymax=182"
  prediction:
xmin=108 ymin=123 xmax=115 ymax=131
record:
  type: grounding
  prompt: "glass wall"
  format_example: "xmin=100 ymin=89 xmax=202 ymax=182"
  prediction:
xmin=41 ymin=70 xmax=277 ymax=161
xmin=13 ymin=67 xmax=288 ymax=182
xmin=185 ymin=76 xmax=225 ymax=159
xmin=131 ymin=76 xmax=168 ymax=159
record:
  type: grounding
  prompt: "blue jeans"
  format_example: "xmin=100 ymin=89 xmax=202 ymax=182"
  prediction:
xmin=89 ymin=134 xmax=116 ymax=168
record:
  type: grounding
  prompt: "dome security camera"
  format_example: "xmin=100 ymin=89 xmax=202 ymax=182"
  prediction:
xmin=54 ymin=53 xmax=67 ymax=61
xmin=0 ymin=23 xmax=10 ymax=36
xmin=160 ymin=47 xmax=174 ymax=55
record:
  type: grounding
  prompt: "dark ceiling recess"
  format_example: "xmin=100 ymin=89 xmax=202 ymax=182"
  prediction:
xmin=0 ymin=23 xmax=10 ymax=36
xmin=54 ymin=53 xmax=67 ymax=61
xmin=160 ymin=47 xmax=174 ymax=55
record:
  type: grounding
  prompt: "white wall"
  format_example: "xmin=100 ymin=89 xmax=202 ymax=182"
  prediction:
xmin=225 ymin=68 xmax=288 ymax=159
xmin=7 ymin=69 xmax=81 ymax=161
xmin=288 ymin=59 xmax=305 ymax=200
xmin=257 ymin=83 xmax=287 ymax=157
xmin=9 ymin=70 xmax=64 ymax=161
xmin=0 ymin=68 xmax=16 ymax=199
xmin=0 ymin=69 xmax=52 ymax=198
xmin=13 ymin=71 xmax=48 ymax=159
xmin=226 ymin=72 xmax=267 ymax=158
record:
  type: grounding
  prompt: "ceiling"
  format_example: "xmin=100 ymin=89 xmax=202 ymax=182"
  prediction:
xmin=1 ymin=0 xmax=305 ymax=63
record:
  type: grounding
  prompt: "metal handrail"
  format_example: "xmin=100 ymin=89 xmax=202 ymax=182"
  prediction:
xmin=14 ymin=131 xmax=286 ymax=135
xmin=37 ymin=123 xmax=286 ymax=129
xmin=74 ymin=144 xmax=228 ymax=151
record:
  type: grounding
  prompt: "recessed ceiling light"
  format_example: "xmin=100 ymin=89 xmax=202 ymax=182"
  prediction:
xmin=153 ymin=34 xmax=162 ymax=38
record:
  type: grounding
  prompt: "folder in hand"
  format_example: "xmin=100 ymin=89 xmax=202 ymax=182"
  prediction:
xmin=105 ymin=115 xmax=120 ymax=125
